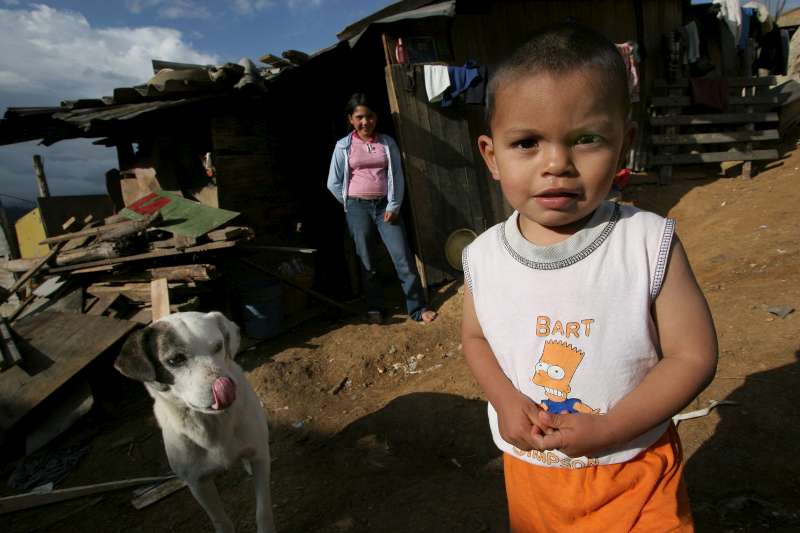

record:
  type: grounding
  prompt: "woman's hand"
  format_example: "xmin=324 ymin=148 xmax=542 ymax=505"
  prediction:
xmin=384 ymin=210 xmax=398 ymax=223
xmin=530 ymin=410 xmax=615 ymax=458
xmin=495 ymin=392 xmax=547 ymax=451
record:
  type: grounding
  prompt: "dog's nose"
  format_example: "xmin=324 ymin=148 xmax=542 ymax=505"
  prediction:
xmin=211 ymin=376 xmax=236 ymax=410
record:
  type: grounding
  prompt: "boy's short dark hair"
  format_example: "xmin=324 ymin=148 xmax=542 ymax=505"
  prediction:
xmin=486 ymin=24 xmax=630 ymax=127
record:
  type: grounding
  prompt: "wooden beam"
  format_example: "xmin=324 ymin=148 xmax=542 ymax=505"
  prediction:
xmin=651 ymin=95 xmax=786 ymax=107
xmin=39 ymin=212 xmax=158 ymax=245
xmin=649 ymin=149 xmax=779 ymax=165
xmin=48 ymin=240 xmax=238 ymax=274
xmin=0 ymin=317 xmax=22 ymax=367
xmin=654 ymin=76 xmax=778 ymax=88
xmin=651 ymin=129 xmax=780 ymax=145
xmin=0 ymin=476 xmax=176 ymax=514
xmin=150 ymin=278 xmax=170 ymax=321
xmin=131 ymin=477 xmax=187 ymax=510
xmin=650 ymin=112 xmax=779 ymax=126
xmin=32 ymin=154 xmax=50 ymax=198
xmin=205 ymin=226 xmax=254 ymax=242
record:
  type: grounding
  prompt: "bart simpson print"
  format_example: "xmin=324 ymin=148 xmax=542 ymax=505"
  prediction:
xmin=531 ymin=340 xmax=599 ymax=414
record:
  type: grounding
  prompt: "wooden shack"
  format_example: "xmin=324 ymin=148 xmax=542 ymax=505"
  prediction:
xmin=0 ymin=0 xmax=686 ymax=298
xmin=329 ymin=0 xmax=684 ymax=285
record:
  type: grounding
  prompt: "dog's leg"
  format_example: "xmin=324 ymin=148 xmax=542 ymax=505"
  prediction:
xmin=250 ymin=458 xmax=276 ymax=533
xmin=187 ymin=478 xmax=235 ymax=533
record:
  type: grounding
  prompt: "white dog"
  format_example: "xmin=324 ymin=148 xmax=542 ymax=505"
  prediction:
xmin=115 ymin=311 xmax=276 ymax=533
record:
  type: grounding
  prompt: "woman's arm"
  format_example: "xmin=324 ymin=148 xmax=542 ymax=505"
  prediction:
xmin=462 ymin=286 xmax=545 ymax=450
xmin=385 ymin=136 xmax=405 ymax=213
xmin=531 ymin=237 xmax=718 ymax=457
xmin=326 ymin=143 xmax=346 ymax=205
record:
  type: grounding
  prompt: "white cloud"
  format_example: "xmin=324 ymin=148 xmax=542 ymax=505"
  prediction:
xmin=0 ymin=4 xmax=219 ymax=203
xmin=125 ymin=0 xmax=211 ymax=19
xmin=0 ymin=4 xmax=218 ymax=100
xmin=287 ymin=0 xmax=323 ymax=8
xmin=231 ymin=0 xmax=275 ymax=14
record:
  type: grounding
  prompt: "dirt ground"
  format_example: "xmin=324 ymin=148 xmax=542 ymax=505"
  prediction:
xmin=3 ymin=140 xmax=800 ymax=532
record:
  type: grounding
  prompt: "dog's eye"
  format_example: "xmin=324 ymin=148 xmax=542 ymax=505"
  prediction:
xmin=166 ymin=354 xmax=187 ymax=367
xmin=211 ymin=342 xmax=223 ymax=353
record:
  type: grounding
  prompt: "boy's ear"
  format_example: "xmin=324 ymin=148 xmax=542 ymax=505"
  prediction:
xmin=478 ymin=135 xmax=500 ymax=181
xmin=618 ymin=120 xmax=638 ymax=170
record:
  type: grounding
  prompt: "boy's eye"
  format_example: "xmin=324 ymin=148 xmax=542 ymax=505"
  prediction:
xmin=513 ymin=139 xmax=538 ymax=150
xmin=574 ymin=134 xmax=602 ymax=145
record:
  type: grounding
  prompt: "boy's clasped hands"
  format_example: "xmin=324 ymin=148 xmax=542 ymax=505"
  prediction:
xmin=497 ymin=390 xmax=616 ymax=458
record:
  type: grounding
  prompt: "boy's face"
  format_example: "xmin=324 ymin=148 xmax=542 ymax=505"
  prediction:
xmin=479 ymin=70 xmax=634 ymax=242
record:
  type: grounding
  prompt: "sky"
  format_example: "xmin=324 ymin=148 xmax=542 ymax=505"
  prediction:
xmin=0 ymin=0 xmax=397 ymax=208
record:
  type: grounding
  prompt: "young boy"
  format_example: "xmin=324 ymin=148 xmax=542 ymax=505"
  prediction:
xmin=462 ymin=25 xmax=718 ymax=532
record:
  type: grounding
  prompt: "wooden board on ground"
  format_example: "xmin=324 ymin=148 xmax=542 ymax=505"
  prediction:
xmin=0 ymin=311 xmax=137 ymax=432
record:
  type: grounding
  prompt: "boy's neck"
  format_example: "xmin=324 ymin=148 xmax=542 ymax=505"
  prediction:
xmin=517 ymin=210 xmax=598 ymax=246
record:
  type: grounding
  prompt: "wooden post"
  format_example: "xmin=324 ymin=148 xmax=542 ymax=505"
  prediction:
xmin=150 ymin=278 xmax=170 ymax=321
xmin=32 ymin=155 xmax=51 ymax=198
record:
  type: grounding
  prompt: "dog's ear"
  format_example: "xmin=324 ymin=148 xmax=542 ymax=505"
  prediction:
xmin=210 ymin=311 xmax=240 ymax=359
xmin=115 ymin=328 xmax=156 ymax=382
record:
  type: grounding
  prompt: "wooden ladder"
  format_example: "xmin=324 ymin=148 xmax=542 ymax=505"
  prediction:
xmin=649 ymin=76 xmax=783 ymax=184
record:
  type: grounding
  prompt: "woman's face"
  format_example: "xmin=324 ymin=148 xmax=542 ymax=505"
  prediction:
xmin=348 ymin=105 xmax=377 ymax=139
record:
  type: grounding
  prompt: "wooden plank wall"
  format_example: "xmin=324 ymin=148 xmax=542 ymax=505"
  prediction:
xmin=386 ymin=64 xmax=486 ymax=286
xmin=446 ymin=0 xmax=682 ymax=177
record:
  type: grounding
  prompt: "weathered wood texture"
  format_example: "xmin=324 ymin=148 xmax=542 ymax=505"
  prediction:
xmin=150 ymin=278 xmax=170 ymax=320
xmin=0 ymin=311 xmax=136 ymax=432
xmin=649 ymin=76 xmax=781 ymax=179
xmin=386 ymin=64 xmax=487 ymax=286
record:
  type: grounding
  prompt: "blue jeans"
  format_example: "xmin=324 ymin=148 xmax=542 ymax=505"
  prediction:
xmin=345 ymin=197 xmax=427 ymax=319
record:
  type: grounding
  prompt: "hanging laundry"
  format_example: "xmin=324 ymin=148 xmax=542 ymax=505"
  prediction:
xmin=424 ymin=65 xmax=450 ymax=103
xmin=615 ymin=42 xmax=640 ymax=103
xmin=743 ymin=1 xmax=773 ymax=34
xmin=464 ymin=65 xmax=487 ymax=105
xmin=713 ymin=0 xmax=743 ymax=44
xmin=684 ymin=21 xmax=700 ymax=63
xmin=739 ymin=8 xmax=753 ymax=50
xmin=442 ymin=61 xmax=482 ymax=107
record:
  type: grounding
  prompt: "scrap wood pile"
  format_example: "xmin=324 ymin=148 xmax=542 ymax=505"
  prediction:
xmin=0 ymin=191 xmax=255 ymax=463
xmin=0 ymin=191 xmax=251 ymax=327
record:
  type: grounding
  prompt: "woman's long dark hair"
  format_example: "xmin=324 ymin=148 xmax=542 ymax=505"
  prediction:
xmin=345 ymin=93 xmax=375 ymax=118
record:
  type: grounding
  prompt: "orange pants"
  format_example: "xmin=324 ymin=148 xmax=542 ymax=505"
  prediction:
xmin=504 ymin=425 xmax=693 ymax=533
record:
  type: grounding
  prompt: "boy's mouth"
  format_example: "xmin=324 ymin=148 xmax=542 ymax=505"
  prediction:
xmin=534 ymin=188 xmax=579 ymax=209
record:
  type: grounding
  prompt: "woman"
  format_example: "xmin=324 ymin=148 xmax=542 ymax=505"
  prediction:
xmin=326 ymin=93 xmax=436 ymax=324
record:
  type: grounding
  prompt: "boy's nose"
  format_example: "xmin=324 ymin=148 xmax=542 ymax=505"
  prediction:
xmin=543 ymin=144 xmax=574 ymax=177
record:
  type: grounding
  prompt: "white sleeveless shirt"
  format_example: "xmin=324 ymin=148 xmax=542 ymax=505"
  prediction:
xmin=463 ymin=201 xmax=675 ymax=469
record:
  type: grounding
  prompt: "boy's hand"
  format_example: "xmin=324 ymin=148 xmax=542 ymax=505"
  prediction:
xmin=530 ymin=410 xmax=615 ymax=458
xmin=496 ymin=392 xmax=547 ymax=451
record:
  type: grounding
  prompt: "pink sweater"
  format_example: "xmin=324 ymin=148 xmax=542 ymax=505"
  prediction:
xmin=347 ymin=132 xmax=388 ymax=198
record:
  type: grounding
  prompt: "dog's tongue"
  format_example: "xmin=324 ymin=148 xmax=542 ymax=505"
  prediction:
xmin=211 ymin=377 xmax=236 ymax=410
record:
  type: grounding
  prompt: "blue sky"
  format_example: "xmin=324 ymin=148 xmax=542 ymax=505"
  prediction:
xmin=0 ymin=0 xmax=396 ymax=207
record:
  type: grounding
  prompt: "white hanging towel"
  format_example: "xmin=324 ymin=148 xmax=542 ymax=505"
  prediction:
xmin=424 ymin=65 xmax=450 ymax=103
xmin=714 ymin=0 xmax=743 ymax=44
xmin=685 ymin=21 xmax=700 ymax=63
